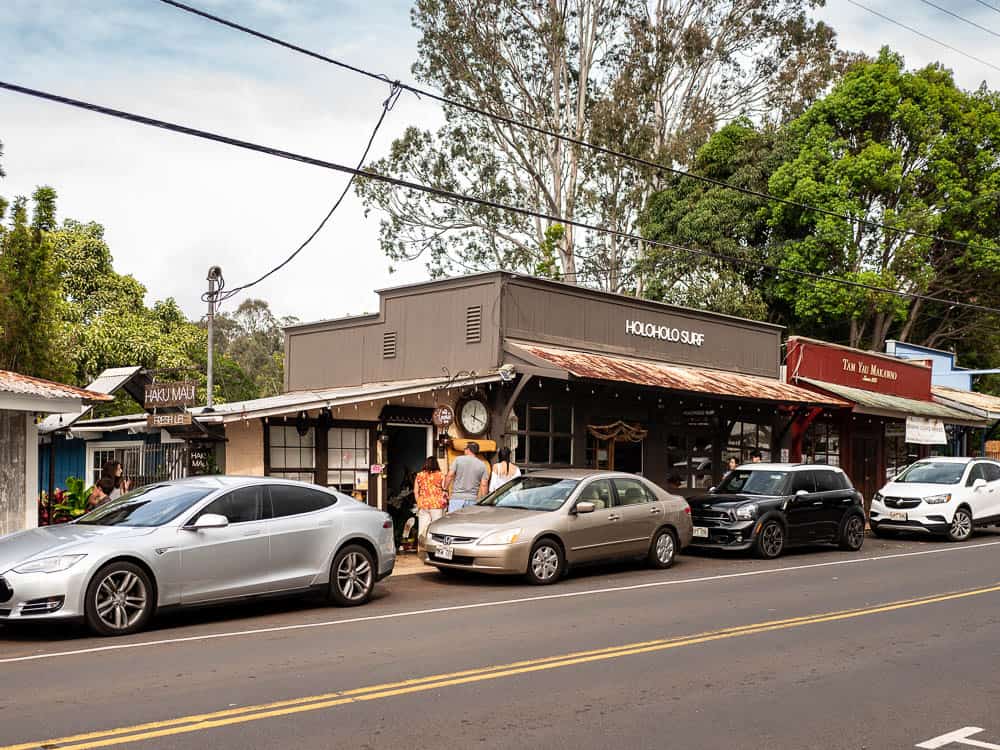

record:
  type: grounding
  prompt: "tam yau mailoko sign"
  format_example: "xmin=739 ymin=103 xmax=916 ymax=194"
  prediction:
xmin=625 ymin=319 xmax=706 ymax=347
xmin=144 ymin=381 xmax=197 ymax=409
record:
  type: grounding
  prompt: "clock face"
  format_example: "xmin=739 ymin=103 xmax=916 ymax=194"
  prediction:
xmin=460 ymin=398 xmax=489 ymax=435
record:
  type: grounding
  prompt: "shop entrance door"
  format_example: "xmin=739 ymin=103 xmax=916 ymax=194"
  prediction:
xmin=850 ymin=437 xmax=879 ymax=512
xmin=588 ymin=437 xmax=644 ymax=474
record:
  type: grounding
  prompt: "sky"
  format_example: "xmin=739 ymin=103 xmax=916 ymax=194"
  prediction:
xmin=1 ymin=0 xmax=999 ymax=325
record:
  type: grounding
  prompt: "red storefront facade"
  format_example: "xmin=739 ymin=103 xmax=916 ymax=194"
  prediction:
xmin=785 ymin=337 xmax=985 ymax=506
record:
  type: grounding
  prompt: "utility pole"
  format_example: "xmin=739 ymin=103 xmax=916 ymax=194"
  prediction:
xmin=205 ymin=266 xmax=223 ymax=412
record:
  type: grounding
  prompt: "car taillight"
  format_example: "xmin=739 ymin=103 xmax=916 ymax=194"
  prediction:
xmin=383 ymin=520 xmax=393 ymax=529
xmin=684 ymin=506 xmax=691 ymax=515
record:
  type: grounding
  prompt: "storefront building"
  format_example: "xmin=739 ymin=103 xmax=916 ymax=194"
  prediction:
xmin=200 ymin=273 xmax=846 ymax=509
xmin=785 ymin=337 xmax=987 ymax=504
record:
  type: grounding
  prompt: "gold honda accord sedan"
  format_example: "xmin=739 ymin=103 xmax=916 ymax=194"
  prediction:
xmin=419 ymin=470 xmax=693 ymax=584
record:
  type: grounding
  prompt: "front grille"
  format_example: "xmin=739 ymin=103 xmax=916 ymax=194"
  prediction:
xmin=0 ymin=577 xmax=12 ymax=604
xmin=691 ymin=509 xmax=733 ymax=526
xmin=883 ymin=497 xmax=921 ymax=509
xmin=431 ymin=533 xmax=477 ymax=544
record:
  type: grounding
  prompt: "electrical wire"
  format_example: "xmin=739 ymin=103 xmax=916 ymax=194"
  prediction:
xmin=847 ymin=0 xmax=1000 ymax=73
xmin=2 ymin=79 xmax=998 ymax=316
xmin=158 ymin=0 xmax=1000 ymax=257
xmin=972 ymin=0 xmax=1000 ymax=15
xmin=204 ymin=81 xmax=403 ymax=303
xmin=916 ymin=0 xmax=1000 ymax=39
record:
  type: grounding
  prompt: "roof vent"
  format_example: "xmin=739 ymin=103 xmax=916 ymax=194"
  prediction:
xmin=465 ymin=305 xmax=483 ymax=344
xmin=382 ymin=331 xmax=397 ymax=359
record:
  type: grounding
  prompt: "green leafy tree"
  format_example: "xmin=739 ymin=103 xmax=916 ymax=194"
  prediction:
xmin=0 ymin=186 xmax=71 ymax=380
xmin=210 ymin=299 xmax=298 ymax=398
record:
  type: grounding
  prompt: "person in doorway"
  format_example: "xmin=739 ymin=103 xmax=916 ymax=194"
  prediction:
xmin=488 ymin=447 xmax=521 ymax=493
xmin=414 ymin=456 xmax=448 ymax=538
xmin=727 ymin=456 xmax=739 ymax=472
xmin=101 ymin=460 xmax=132 ymax=499
xmin=750 ymin=450 xmax=763 ymax=463
xmin=445 ymin=442 xmax=488 ymax=512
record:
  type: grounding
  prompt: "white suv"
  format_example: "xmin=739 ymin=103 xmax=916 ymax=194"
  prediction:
xmin=870 ymin=457 xmax=1000 ymax=542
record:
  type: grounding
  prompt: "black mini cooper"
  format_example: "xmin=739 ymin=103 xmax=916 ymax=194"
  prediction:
xmin=686 ymin=464 xmax=866 ymax=559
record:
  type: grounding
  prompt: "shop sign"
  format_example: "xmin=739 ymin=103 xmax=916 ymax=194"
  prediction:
xmin=370 ymin=464 xmax=383 ymax=475
xmin=625 ymin=319 xmax=705 ymax=347
xmin=786 ymin=338 xmax=932 ymax=401
xmin=144 ymin=381 xmax=197 ymax=408
xmin=885 ymin=422 xmax=905 ymax=438
xmin=905 ymin=417 xmax=947 ymax=445
xmin=188 ymin=441 xmax=216 ymax=475
xmin=840 ymin=357 xmax=898 ymax=385
xmin=432 ymin=405 xmax=455 ymax=428
xmin=146 ymin=412 xmax=192 ymax=427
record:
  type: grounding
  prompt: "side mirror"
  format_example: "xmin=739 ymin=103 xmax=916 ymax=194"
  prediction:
xmin=184 ymin=513 xmax=230 ymax=531
xmin=708 ymin=486 xmax=717 ymax=494
xmin=972 ymin=478 xmax=988 ymax=491
xmin=575 ymin=501 xmax=596 ymax=514
xmin=795 ymin=489 xmax=809 ymax=497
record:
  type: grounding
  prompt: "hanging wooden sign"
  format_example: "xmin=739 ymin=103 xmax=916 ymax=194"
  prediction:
xmin=432 ymin=405 xmax=455 ymax=428
xmin=144 ymin=381 xmax=197 ymax=408
xmin=147 ymin=412 xmax=193 ymax=427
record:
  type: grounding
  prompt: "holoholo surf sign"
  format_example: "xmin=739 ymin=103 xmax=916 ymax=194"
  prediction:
xmin=625 ymin=319 xmax=706 ymax=347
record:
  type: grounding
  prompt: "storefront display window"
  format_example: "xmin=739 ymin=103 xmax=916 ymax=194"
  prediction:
xmin=508 ymin=402 xmax=573 ymax=466
xmin=803 ymin=422 xmax=840 ymax=466
xmin=885 ymin=422 xmax=921 ymax=479
xmin=665 ymin=430 xmax=715 ymax=489
xmin=726 ymin=421 xmax=772 ymax=464
xmin=268 ymin=425 xmax=315 ymax=483
xmin=328 ymin=427 xmax=371 ymax=501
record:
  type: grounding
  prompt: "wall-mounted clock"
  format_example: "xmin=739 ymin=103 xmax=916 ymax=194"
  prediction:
xmin=457 ymin=394 xmax=490 ymax=437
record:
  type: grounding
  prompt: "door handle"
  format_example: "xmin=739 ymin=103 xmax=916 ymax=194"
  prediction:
xmin=811 ymin=501 xmax=824 ymax=506
xmin=243 ymin=530 xmax=261 ymax=537
xmin=607 ymin=514 xmax=621 ymax=521
xmin=649 ymin=508 xmax=662 ymax=515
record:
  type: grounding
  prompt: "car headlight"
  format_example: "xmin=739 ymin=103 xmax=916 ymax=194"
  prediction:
xmin=478 ymin=528 xmax=522 ymax=546
xmin=735 ymin=503 xmax=758 ymax=521
xmin=873 ymin=492 xmax=883 ymax=504
xmin=11 ymin=554 xmax=86 ymax=574
xmin=924 ymin=493 xmax=952 ymax=505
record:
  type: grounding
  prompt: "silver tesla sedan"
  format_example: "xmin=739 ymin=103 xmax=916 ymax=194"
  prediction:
xmin=0 ymin=476 xmax=395 ymax=636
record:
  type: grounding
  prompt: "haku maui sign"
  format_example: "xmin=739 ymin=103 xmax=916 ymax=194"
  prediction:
xmin=144 ymin=381 xmax=197 ymax=408
xmin=625 ymin=319 xmax=706 ymax=347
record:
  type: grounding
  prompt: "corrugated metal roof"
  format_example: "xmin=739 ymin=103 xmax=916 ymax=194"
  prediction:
xmin=933 ymin=385 xmax=1000 ymax=420
xmin=798 ymin=378 xmax=985 ymax=424
xmin=39 ymin=366 xmax=148 ymax=433
xmin=508 ymin=342 xmax=849 ymax=406
xmin=0 ymin=370 xmax=113 ymax=405
xmin=192 ymin=372 xmax=503 ymax=423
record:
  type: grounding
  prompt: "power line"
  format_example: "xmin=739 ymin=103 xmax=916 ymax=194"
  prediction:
xmin=917 ymin=0 xmax=1000 ymax=39
xmin=159 ymin=0 xmax=1000 ymax=257
xmin=972 ymin=0 xmax=1000 ymax=16
xmin=2 ymin=79 xmax=998 ymax=316
xmin=847 ymin=0 xmax=1000 ymax=73
xmin=208 ymin=81 xmax=403 ymax=304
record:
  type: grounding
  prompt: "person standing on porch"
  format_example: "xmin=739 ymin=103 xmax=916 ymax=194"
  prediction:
xmin=414 ymin=456 xmax=448 ymax=537
xmin=488 ymin=447 xmax=520 ymax=493
xmin=445 ymin=442 xmax=488 ymax=512
xmin=101 ymin=460 xmax=132 ymax=499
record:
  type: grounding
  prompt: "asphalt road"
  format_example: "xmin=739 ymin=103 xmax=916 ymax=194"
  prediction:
xmin=2 ymin=532 xmax=1000 ymax=750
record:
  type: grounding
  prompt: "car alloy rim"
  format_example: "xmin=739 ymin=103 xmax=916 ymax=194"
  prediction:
xmin=847 ymin=517 xmax=864 ymax=548
xmin=951 ymin=511 xmax=972 ymax=539
xmin=532 ymin=546 xmax=559 ymax=580
xmin=95 ymin=571 xmax=147 ymax=631
xmin=656 ymin=532 xmax=674 ymax=563
xmin=337 ymin=552 xmax=373 ymax=601
xmin=762 ymin=524 xmax=783 ymax=556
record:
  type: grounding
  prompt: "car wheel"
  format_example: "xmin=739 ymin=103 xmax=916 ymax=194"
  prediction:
xmin=839 ymin=514 xmax=866 ymax=551
xmin=525 ymin=539 xmax=564 ymax=585
xmin=84 ymin=562 xmax=154 ymax=637
xmin=947 ymin=507 xmax=973 ymax=543
xmin=329 ymin=544 xmax=376 ymax=606
xmin=754 ymin=520 xmax=785 ymax=560
xmin=647 ymin=527 xmax=677 ymax=569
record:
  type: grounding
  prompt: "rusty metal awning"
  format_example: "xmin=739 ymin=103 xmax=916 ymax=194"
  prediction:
xmin=505 ymin=341 xmax=849 ymax=406
xmin=798 ymin=378 xmax=987 ymax=425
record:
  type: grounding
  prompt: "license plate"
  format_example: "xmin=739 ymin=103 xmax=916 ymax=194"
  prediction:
xmin=889 ymin=511 xmax=908 ymax=521
xmin=693 ymin=526 xmax=709 ymax=538
xmin=436 ymin=545 xmax=454 ymax=561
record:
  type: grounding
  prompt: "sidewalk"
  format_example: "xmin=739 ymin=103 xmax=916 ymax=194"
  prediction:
xmin=394 ymin=552 xmax=430 ymax=576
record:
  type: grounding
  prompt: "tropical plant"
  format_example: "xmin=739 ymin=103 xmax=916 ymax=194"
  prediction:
xmin=52 ymin=476 xmax=94 ymax=520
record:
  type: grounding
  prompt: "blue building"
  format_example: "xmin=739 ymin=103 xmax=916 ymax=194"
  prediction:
xmin=885 ymin=341 xmax=1000 ymax=391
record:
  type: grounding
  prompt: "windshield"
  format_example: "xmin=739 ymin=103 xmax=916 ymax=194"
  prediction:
xmin=893 ymin=462 xmax=966 ymax=485
xmin=479 ymin=477 xmax=579 ymax=512
xmin=716 ymin=469 xmax=789 ymax=496
xmin=76 ymin=484 xmax=215 ymax=527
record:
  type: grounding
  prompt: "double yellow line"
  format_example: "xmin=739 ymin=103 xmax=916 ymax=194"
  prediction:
xmin=6 ymin=583 xmax=999 ymax=750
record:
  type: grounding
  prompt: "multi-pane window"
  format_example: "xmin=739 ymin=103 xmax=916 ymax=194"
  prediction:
xmin=665 ymin=431 xmax=714 ymax=490
xmin=507 ymin=402 xmax=573 ymax=466
xmin=803 ymin=421 xmax=840 ymax=466
xmin=328 ymin=427 xmax=371 ymax=501
xmin=726 ymin=421 xmax=772 ymax=464
xmin=268 ymin=425 xmax=315 ymax=483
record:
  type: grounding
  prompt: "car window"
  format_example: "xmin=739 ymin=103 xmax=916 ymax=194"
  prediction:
xmin=480 ymin=476 xmax=580 ymax=511
xmin=577 ymin=479 xmax=613 ymax=510
xmin=195 ymin=486 xmax=267 ymax=524
xmin=269 ymin=484 xmax=336 ymax=518
xmin=716 ymin=469 xmax=788 ymax=495
xmin=76 ymin=484 xmax=214 ymax=527
xmin=790 ymin=472 xmax=817 ymax=494
xmin=895 ymin=462 xmax=966 ymax=485
xmin=813 ymin=471 xmax=841 ymax=493
xmin=612 ymin=478 xmax=653 ymax=506
xmin=982 ymin=463 xmax=1000 ymax=483
xmin=966 ymin=464 xmax=987 ymax=486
